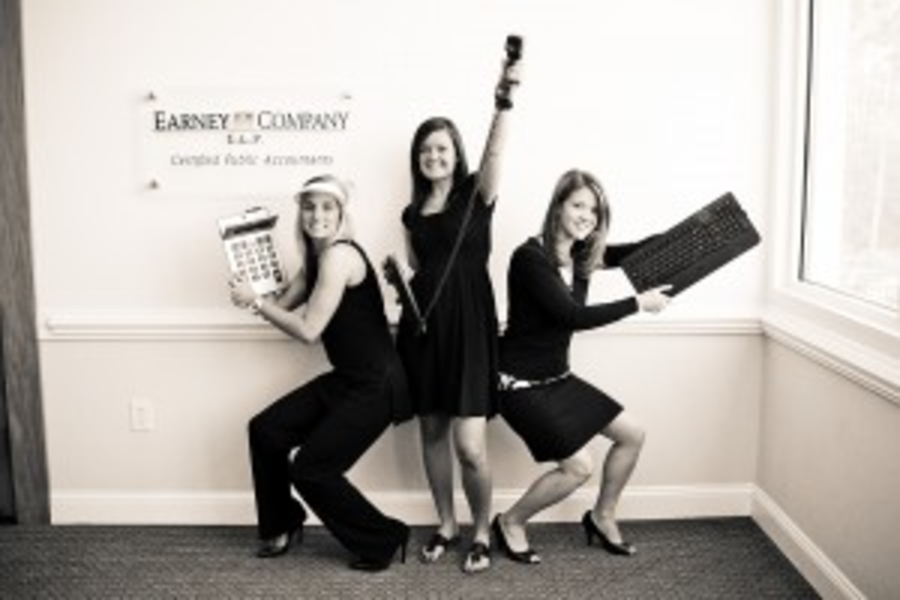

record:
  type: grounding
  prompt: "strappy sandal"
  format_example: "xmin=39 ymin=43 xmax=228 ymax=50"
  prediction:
xmin=462 ymin=541 xmax=491 ymax=574
xmin=419 ymin=531 xmax=460 ymax=563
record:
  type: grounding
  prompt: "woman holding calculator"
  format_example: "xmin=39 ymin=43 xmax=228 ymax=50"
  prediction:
xmin=229 ymin=174 xmax=412 ymax=572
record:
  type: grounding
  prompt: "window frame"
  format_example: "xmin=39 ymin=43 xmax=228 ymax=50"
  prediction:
xmin=765 ymin=0 xmax=900 ymax=404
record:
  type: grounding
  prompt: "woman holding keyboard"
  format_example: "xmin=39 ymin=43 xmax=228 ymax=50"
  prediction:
xmin=492 ymin=169 xmax=672 ymax=565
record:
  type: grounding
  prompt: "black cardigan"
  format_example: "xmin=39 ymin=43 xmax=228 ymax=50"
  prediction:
xmin=499 ymin=237 xmax=652 ymax=381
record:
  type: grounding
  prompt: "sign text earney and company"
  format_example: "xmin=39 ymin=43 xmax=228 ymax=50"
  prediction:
xmin=152 ymin=110 xmax=350 ymax=133
xmin=141 ymin=91 xmax=356 ymax=193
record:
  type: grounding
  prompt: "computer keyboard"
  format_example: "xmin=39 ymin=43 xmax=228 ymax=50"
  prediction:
xmin=620 ymin=192 xmax=761 ymax=295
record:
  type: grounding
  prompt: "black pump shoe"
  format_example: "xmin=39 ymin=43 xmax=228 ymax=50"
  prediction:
xmin=256 ymin=526 xmax=303 ymax=558
xmin=492 ymin=515 xmax=541 ymax=564
xmin=350 ymin=527 xmax=410 ymax=572
xmin=581 ymin=511 xmax=635 ymax=556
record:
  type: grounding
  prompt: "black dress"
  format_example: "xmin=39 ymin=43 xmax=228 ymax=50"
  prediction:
xmin=498 ymin=237 xmax=650 ymax=461
xmin=396 ymin=175 xmax=499 ymax=417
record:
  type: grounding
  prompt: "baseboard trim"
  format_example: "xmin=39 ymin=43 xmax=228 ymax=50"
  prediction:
xmin=51 ymin=491 xmax=259 ymax=525
xmin=752 ymin=487 xmax=864 ymax=600
xmin=51 ymin=483 xmax=753 ymax=526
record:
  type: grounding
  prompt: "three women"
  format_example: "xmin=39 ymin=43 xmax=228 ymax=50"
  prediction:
xmin=232 ymin=167 xmax=670 ymax=572
xmin=231 ymin=43 xmax=671 ymax=574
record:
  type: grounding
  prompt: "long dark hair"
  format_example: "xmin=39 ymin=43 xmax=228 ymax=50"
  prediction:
xmin=409 ymin=117 xmax=470 ymax=210
xmin=540 ymin=169 xmax=611 ymax=278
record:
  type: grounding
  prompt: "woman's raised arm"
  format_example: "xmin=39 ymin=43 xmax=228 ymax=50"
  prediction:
xmin=475 ymin=36 xmax=523 ymax=205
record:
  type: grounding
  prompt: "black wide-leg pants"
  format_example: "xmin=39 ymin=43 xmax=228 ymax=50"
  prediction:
xmin=248 ymin=371 xmax=407 ymax=561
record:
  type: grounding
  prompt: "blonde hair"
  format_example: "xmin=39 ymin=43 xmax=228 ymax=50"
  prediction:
xmin=540 ymin=169 xmax=611 ymax=279
xmin=293 ymin=174 xmax=353 ymax=285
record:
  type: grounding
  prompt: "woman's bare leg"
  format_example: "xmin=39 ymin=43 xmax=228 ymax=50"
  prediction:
xmin=589 ymin=413 xmax=645 ymax=544
xmin=454 ymin=416 xmax=492 ymax=571
xmin=419 ymin=414 xmax=458 ymax=560
xmin=500 ymin=448 xmax=594 ymax=552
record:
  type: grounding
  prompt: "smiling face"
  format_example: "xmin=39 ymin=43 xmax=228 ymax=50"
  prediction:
xmin=557 ymin=186 xmax=601 ymax=242
xmin=417 ymin=128 xmax=458 ymax=183
xmin=299 ymin=191 xmax=343 ymax=241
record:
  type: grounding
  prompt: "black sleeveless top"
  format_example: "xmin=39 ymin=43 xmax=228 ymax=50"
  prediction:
xmin=313 ymin=240 xmax=412 ymax=424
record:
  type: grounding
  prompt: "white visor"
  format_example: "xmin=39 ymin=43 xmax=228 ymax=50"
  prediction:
xmin=297 ymin=180 xmax=348 ymax=205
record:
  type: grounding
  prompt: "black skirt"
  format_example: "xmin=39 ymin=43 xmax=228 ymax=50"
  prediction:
xmin=499 ymin=375 xmax=623 ymax=462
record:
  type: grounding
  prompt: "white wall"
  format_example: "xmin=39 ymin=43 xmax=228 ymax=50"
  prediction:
xmin=24 ymin=0 xmax=773 ymax=524
xmin=24 ymin=0 xmax=769 ymax=316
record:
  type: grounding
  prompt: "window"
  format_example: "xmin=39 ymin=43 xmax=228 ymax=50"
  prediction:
xmin=803 ymin=0 xmax=900 ymax=313
xmin=765 ymin=1 xmax=899 ymax=402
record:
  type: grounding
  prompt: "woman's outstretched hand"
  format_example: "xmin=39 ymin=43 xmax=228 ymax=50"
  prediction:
xmin=636 ymin=285 xmax=673 ymax=313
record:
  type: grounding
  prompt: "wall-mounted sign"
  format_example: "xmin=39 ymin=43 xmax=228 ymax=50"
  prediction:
xmin=138 ymin=88 xmax=356 ymax=197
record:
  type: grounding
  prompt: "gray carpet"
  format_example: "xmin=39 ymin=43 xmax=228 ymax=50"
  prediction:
xmin=0 ymin=518 xmax=819 ymax=599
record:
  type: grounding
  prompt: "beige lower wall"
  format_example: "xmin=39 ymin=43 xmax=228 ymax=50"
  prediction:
xmin=40 ymin=323 xmax=762 ymax=521
xmin=759 ymin=341 xmax=900 ymax=600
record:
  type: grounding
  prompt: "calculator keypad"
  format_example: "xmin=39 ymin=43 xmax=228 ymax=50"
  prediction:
xmin=226 ymin=232 xmax=285 ymax=294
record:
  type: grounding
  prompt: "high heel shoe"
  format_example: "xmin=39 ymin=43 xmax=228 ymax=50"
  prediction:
xmin=256 ymin=525 xmax=303 ymax=558
xmin=349 ymin=526 xmax=410 ymax=572
xmin=581 ymin=511 xmax=635 ymax=556
xmin=491 ymin=515 xmax=541 ymax=564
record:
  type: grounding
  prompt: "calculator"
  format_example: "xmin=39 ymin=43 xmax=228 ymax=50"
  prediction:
xmin=218 ymin=207 xmax=287 ymax=296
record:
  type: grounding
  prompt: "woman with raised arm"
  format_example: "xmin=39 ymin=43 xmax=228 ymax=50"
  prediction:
xmin=389 ymin=38 xmax=522 ymax=574
xmin=491 ymin=169 xmax=672 ymax=565
xmin=230 ymin=175 xmax=412 ymax=572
